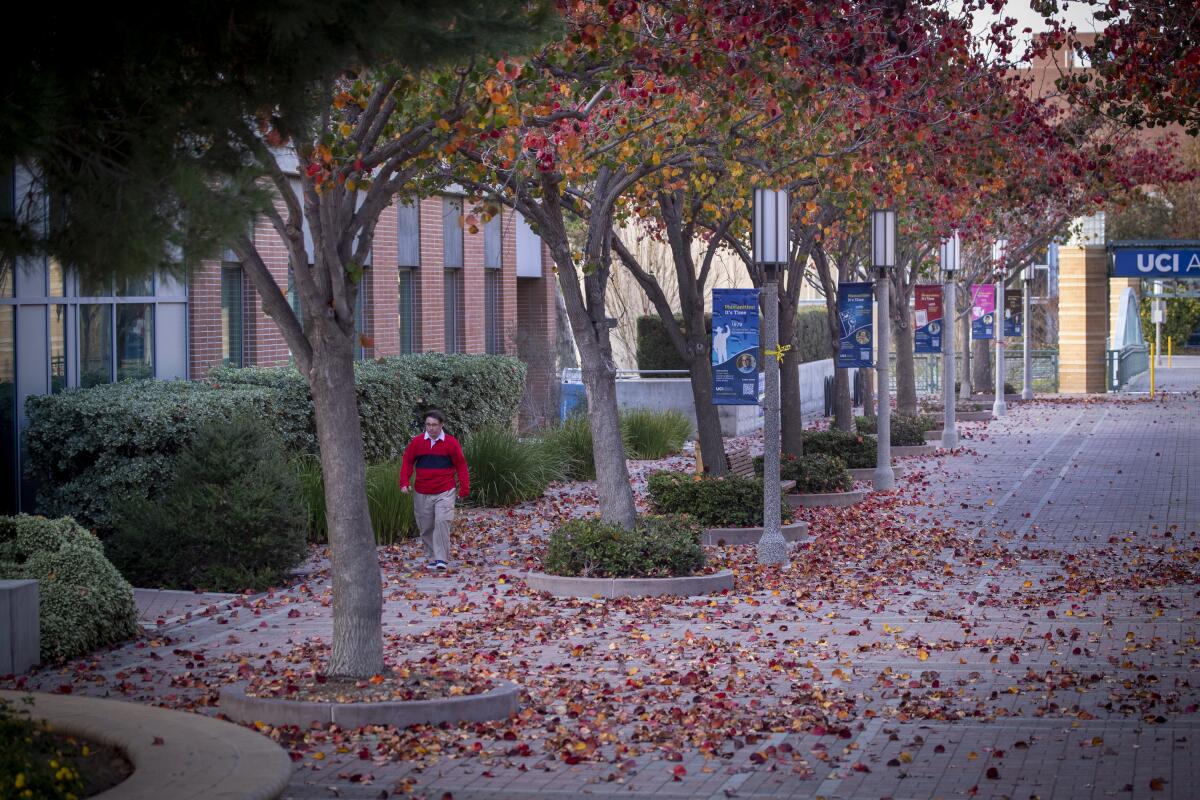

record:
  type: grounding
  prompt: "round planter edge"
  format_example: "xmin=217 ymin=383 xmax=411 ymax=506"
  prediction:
xmin=524 ymin=569 xmax=734 ymax=598
xmin=702 ymin=521 xmax=809 ymax=546
xmin=786 ymin=489 xmax=866 ymax=508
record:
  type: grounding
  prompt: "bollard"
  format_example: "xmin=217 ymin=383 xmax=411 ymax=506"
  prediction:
xmin=1168 ymin=336 xmax=1173 ymax=368
xmin=1150 ymin=342 xmax=1156 ymax=398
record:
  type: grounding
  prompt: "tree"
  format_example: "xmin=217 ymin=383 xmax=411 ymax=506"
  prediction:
xmin=3 ymin=2 xmax=555 ymax=679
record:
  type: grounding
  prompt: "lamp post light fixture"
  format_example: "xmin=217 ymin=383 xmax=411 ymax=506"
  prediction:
xmin=753 ymin=188 xmax=790 ymax=566
xmin=991 ymin=238 xmax=1008 ymax=418
xmin=1021 ymin=264 xmax=1034 ymax=401
xmin=940 ymin=231 xmax=960 ymax=450
xmin=872 ymin=209 xmax=896 ymax=491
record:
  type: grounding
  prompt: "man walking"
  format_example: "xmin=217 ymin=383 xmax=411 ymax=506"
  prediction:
xmin=399 ymin=410 xmax=470 ymax=571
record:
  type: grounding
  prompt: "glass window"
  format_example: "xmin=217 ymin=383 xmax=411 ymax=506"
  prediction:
xmin=79 ymin=273 xmax=112 ymax=298
xmin=484 ymin=214 xmax=502 ymax=268
xmin=221 ymin=266 xmax=243 ymax=366
xmin=287 ymin=267 xmax=303 ymax=322
xmin=0 ymin=165 xmax=11 ymax=299
xmin=116 ymin=304 xmax=153 ymax=381
xmin=355 ymin=274 xmax=368 ymax=360
xmin=443 ymin=269 xmax=462 ymax=353
xmin=485 ymin=269 xmax=501 ymax=354
xmin=118 ymin=274 xmax=153 ymax=297
xmin=48 ymin=257 xmax=65 ymax=297
xmin=79 ymin=304 xmax=112 ymax=388
xmin=50 ymin=304 xmax=67 ymax=393
xmin=398 ymin=268 xmax=417 ymax=354
xmin=0 ymin=305 xmax=15 ymax=514
xmin=397 ymin=201 xmax=420 ymax=267
xmin=442 ymin=197 xmax=463 ymax=268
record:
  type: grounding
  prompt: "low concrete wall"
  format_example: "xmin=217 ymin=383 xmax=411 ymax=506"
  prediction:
xmin=615 ymin=359 xmax=837 ymax=437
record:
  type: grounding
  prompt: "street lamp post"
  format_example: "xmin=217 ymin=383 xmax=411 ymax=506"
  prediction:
xmin=873 ymin=209 xmax=896 ymax=491
xmin=754 ymin=188 xmax=789 ymax=566
xmin=940 ymin=231 xmax=959 ymax=450
xmin=992 ymin=239 xmax=1008 ymax=418
xmin=1021 ymin=265 xmax=1034 ymax=401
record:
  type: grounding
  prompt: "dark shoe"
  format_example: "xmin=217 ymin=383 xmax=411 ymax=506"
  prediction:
xmin=434 ymin=560 xmax=448 ymax=571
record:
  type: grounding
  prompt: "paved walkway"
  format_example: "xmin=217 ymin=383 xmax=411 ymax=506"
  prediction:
xmin=1125 ymin=354 xmax=1200 ymax=393
xmin=5 ymin=392 xmax=1199 ymax=799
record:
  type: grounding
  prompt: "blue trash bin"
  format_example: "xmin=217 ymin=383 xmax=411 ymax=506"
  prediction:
xmin=560 ymin=380 xmax=586 ymax=420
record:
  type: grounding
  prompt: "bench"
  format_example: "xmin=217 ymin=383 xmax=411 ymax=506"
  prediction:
xmin=726 ymin=447 xmax=796 ymax=493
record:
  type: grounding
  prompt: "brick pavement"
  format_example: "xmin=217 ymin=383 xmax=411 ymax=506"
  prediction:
xmin=4 ymin=391 xmax=1199 ymax=800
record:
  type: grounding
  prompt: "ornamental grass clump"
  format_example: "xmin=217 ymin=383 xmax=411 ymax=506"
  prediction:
xmin=108 ymin=414 xmax=307 ymax=592
xmin=646 ymin=471 xmax=790 ymax=528
xmin=542 ymin=515 xmax=704 ymax=578
xmin=298 ymin=457 xmax=417 ymax=546
xmin=538 ymin=413 xmax=621 ymax=481
xmin=462 ymin=427 xmax=569 ymax=507
xmin=620 ymin=409 xmax=692 ymax=459
xmin=0 ymin=515 xmax=138 ymax=662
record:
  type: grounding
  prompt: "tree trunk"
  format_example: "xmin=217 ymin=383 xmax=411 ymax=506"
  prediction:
xmin=972 ymin=337 xmax=992 ymax=393
xmin=685 ymin=346 xmax=727 ymax=475
xmin=778 ymin=297 xmax=803 ymax=457
xmin=555 ymin=284 xmax=578 ymax=371
xmin=578 ymin=351 xmax=636 ymax=529
xmin=308 ymin=325 xmax=384 ymax=679
xmin=894 ymin=300 xmax=917 ymax=414
xmin=833 ymin=368 xmax=853 ymax=431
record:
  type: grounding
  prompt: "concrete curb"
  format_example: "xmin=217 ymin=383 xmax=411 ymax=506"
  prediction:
xmin=891 ymin=444 xmax=940 ymax=458
xmin=220 ymin=680 xmax=520 ymax=729
xmin=0 ymin=689 xmax=291 ymax=800
xmin=848 ymin=466 xmax=905 ymax=483
xmin=955 ymin=410 xmax=994 ymax=422
xmin=525 ymin=569 xmax=735 ymax=598
xmin=702 ymin=521 xmax=809 ymax=546
xmin=786 ymin=489 xmax=865 ymax=508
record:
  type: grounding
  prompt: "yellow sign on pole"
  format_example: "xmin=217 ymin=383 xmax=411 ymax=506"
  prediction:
xmin=1168 ymin=337 xmax=1173 ymax=368
xmin=1150 ymin=343 xmax=1156 ymax=398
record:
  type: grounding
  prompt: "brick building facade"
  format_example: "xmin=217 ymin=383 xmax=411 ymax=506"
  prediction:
xmin=186 ymin=196 xmax=560 ymax=431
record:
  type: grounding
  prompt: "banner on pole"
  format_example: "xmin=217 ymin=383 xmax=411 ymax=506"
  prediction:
xmin=711 ymin=288 xmax=761 ymax=405
xmin=913 ymin=284 xmax=943 ymax=354
xmin=970 ymin=284 xmax=996 ymax=340
xmin=1003 ymin=289 xmax=1023 ymax=337
xmin=836 ymin=282 xmax=875 ymax=368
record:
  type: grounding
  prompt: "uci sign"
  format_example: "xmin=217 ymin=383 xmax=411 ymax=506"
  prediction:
xmin=1112 ymin=248 xmax=1200 ymax=278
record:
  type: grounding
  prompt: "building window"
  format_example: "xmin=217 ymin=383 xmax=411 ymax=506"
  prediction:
xmin=220 ymin=265 xmax=243 ymax=366
xmin=79 ymin=304 xmax=112 ymax=388
xmin=444 ymin=269 xmax=463 ymax=353
xmin=116 ymin=304 xmax=153 ymax=381
xmin=484 ymin=213 xmax=502 ymax=269
xmin=50 ymin=304 xmax=67 ymax=393
xmin=484 ymin=269 xmax=501 ymax=354
xmin=397 ymin=200 xmax=420 ymax=267
xmin=118 ymin=274 xmax=153 ymax=297
xmin=442 ymin=197 xmax=463 ymax=268
xmin=0 ymin=305 xmax=15 ymax=514
xmin=398 ymin=268 xmax=417 ymax=354
xmin=355 ymin=273 xmax=368 ymax=360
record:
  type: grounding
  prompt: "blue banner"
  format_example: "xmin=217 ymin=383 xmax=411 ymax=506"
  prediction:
xmin=1112 ymin=248 xmax=1200 ymax=278
xmin=836 ymin=282 xmax=874 ymax=368
xmin=913 ymin=284 xmax=943 ymax=355
xmin=711 ymin=288 xmax=761 ymax=405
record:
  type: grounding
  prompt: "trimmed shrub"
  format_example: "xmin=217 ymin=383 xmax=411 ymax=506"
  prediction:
xmin=24 ymin=380 xmax=287 ymax=534
xmin=646 ymin=471 xmax=790 ymax=528
xmin=542 ymin=515 xmax=705 ymax=578
xmin=0 ymin=515 xmax=138 ymax=662
xmin=107 ymin=415 xmax=307 ymax=592
xmin=463 ymin=427 xmax=569 ymax=507
xmin=298 ymin=458 xmax=417 ymax=546
xmin=794 ymin=306 xmax=833 ymax=362
xmin=621 ymin=409 xmax=692 ymax=459
xmin=855 ymin=413 xmax=938 ymax=446
xmin=754 ymin=453 xmax=852 ymax=493
xmin=802 ymin=429 xmax=877 ymax=469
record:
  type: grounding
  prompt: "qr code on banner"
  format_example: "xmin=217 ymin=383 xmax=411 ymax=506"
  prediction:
xmin=743 ymin=381 xmax=756 ymax=395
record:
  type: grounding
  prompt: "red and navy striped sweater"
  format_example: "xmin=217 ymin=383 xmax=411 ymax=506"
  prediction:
xmin=399 ymin=433 xmax=470 ymax=496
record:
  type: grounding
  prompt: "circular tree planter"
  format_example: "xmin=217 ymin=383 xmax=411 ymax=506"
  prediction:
xmin=0 ymin=689 xmax=291 ymax=800
xmin=702 ymin=521 xmax=809 ymax=546
xmin=891 ymin=444 xmax=939 ymax=458
xmin=786 ymin=489 xmax=865 ymax=508
xmin=525 ymin=569 xmax=734 ymax=599
xmin=221 ymin=680 xmax=520 ymax=729
xmin=955 ymin=410 xmax=993 ymax=422
xmin=848 ymin=466 xmax=905 ymax=483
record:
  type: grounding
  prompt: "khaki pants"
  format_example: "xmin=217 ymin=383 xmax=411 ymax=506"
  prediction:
xmin=413 ymin=488 xmax=456 ymax=562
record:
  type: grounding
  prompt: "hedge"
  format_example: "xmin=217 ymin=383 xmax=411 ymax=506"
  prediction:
xmin=542 ymin=515 xmax=705 ymax=578
xmin=646 ymin=470 xmax=791 ymax=528
xmin=0 ymin=515 xmax=138 ymax=662
xmin=25 ymin=354 xmax=526 ymax=535
xmin=636 ymin=307 xmax=831 ymax=371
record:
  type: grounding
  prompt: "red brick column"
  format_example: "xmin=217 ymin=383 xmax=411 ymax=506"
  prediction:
xmin=366 ymin=204 xmax=400 ymax=358
xmin=188 ymin=259 xmax=224 ymax=378
xmin=516 ymin=245 xmax=560 ymax=430
xmin=245 ymin=217 xmax=293 ymax=367
xmin=462 ymin=209 xmax=485 ymax=354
